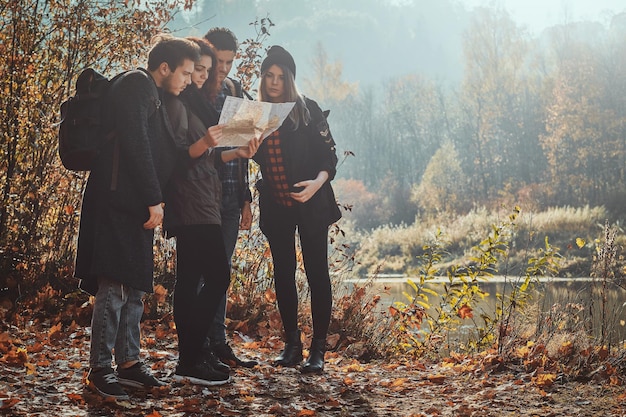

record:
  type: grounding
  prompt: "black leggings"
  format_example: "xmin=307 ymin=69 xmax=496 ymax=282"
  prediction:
xmin=264 ymin=209 xmax=332 ymax=339
xmin=173 ymin=224 xmax=230 ymax=365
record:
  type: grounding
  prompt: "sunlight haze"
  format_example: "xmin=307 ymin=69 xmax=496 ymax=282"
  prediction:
xmin=177 ymin=0 xmax=626 ymax=86
xmin=461 ymin=0 xmax=625 ymax=34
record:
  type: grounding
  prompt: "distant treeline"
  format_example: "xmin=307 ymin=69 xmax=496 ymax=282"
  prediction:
xmin=307 ymin=10 xmax=626 ymax=229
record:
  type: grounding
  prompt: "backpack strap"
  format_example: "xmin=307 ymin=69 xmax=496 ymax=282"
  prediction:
xmin=224 ymin=78 xmax=237 ymax=97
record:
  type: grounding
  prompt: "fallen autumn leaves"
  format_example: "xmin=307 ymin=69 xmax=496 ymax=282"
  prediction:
xmin=1 ymin=318 xmax=626 ymax=417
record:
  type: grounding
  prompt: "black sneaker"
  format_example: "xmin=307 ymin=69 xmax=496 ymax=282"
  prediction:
xmin=117 ymin=361 xmax=167 ymax=389
xmin=202 ymin=347 xmax=231 ymax=374
xmin=212 ymin=342 xmax=258 ymax=368
xmin=173 ymin=360 xmax=231 ymax=386
xmin=87 ymin=367 xmax=129 ymax=400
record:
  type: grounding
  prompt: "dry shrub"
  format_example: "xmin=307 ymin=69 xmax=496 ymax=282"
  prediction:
xmin=328 ymin=275 xmax=394 ymax=360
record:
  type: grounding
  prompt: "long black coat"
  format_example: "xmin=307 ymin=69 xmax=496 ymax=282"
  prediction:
xmin=254 ymin=97 xmax=342 ymax=234
xmin=74 ymin=69 xmax=178 ymax=295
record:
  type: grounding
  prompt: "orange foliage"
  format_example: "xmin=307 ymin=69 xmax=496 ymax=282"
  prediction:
xmin=532 ymin=373 xmax=556 ymax=388
xmin=457 ymin=304 xmax=473 ymax=319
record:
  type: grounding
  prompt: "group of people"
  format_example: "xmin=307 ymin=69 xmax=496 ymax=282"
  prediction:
xmin=73 ymin=27 xmax=341 ymax=401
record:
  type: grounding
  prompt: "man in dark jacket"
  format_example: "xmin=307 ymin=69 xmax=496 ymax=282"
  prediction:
xmin=203 ymin=27 xmax=257 ymax=368
xmin=74 ymin=34 xmax=200 ymax=400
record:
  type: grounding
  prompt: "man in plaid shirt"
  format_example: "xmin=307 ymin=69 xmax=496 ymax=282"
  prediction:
xmin=203 ymin=27 xmax=257 ymax=369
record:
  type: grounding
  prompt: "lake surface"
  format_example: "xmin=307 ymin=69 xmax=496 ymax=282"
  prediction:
xmin=340 ymin=276 xmax=626 ymax=344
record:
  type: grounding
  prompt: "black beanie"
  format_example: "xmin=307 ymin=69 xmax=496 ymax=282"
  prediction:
xmin=261 ymin=45 xmax=296 ymax=79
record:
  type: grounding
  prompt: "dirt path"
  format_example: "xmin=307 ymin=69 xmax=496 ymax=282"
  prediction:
xmin=2 ymin=320 xmax=625 ymax=416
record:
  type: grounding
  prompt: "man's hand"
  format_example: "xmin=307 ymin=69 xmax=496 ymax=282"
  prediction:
xmin=143 ymin=203 xmax=164 ymax=229
xmin=239 ymin=201 xmax=252 ymax=230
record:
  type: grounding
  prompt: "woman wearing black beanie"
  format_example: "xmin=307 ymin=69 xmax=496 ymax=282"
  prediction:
xmin=254 ymin=45 xmax=341 ymax=373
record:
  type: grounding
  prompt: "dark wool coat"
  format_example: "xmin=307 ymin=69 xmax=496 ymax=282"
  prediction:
xmin=162 ymin=86 xmax=222 ymax=235
xmin=74 ymin=69 xmax=178 ymax=295
xmin=254 ymin=97 xmax=342 ymax=234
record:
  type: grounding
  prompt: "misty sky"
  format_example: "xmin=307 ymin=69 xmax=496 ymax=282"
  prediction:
xmin=178 ymin=0 xmax=626 ymax=87
xmin=462 ymin=0 xmax=624 ymax=34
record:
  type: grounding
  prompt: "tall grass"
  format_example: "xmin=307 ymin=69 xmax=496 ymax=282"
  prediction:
xmin=346 ymin=206 xmax=608 ymax=277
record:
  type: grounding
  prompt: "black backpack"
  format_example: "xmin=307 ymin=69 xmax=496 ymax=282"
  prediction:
xmin=58 ymin=68 xmax=124 ymax=171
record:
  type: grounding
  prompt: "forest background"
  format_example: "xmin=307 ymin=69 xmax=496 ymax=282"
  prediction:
xmin=2 ymin=0 xmax=626 ymax=415
xmin=0 ymin=0 xmax=626 ymax=325
xmin=169 ymin=0 xmax=626 ymax=277
xmin=1 ymin=0 xmax=626 ymax=329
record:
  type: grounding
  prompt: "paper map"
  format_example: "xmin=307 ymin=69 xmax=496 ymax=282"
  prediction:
xmin=217 ymin=96 xmax=295 ymax=147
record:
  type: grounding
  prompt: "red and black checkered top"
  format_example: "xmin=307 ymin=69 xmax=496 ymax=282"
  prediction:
xmin=260 ymin=130 xmax=294 ymax=207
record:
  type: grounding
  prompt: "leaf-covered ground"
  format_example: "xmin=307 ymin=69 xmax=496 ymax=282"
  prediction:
xmin=1 ymin=318 xmax=626 ymax=417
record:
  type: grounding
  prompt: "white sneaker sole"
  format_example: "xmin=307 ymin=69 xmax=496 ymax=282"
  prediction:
xmin=172 ymin=374 xmax=231 ymax=386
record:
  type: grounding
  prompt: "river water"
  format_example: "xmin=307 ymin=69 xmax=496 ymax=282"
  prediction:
xmin=341 ymin=275 xmax=626 ymax=344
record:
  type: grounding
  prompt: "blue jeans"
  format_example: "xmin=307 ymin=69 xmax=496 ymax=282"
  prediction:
xmin=208 ymin=192 xmax=240 ymax=345
xmin=89 ymin=277 xmax=144 ymax=369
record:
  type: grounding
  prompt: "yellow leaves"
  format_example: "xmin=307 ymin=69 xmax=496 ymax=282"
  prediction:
xmin=379 ymin=377 xmax=410 ymax=391
xmin=575 ymin=237 xmax=586 ymax=248
xmin=25 ymin=362 xmax=36 ymax=375
xmin=532 ymin=373 xmax=556 ymax=388
xmin=344 ymin=362 xmax=365 ymax=372
xmin=390 ymin=377 xmax=408 ymax=387
xmin=515 ymin=341 xmax=534 ymax=359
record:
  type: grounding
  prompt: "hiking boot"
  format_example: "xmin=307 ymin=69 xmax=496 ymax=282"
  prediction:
xmin=202 ymin=347 xmax=231 ymax=374
xmin=273 ymin=330 xmax=303 ymax=367
xmin=301 ymin=338 xmax=326 ymax=374
xmin=212 ymin=342 xmax=258 ymax=368
xmin=173 ymin=360 xmax=231 ymax=387
xmin=87 ymin=367 xmax=129 ymax=400
xmin=117 ymin=361 xmax=167 ymax=389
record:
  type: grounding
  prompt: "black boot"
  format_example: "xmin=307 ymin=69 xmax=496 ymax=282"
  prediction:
xmin=301 ymin=338 xmax=326 ymax=374
xmin=273 ymin=330 xmax=303 ymax=367
xmin=212 ymin=342 xmax=258 ymax=368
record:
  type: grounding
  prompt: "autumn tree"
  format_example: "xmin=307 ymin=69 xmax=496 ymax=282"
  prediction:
xmin=540 ymin=22 xmax=626 ymax=206
xmin=459 ymin=7 xmax=544 ymax=202
xmin=411 ymin=141 xmax=466 ymax=214
xmin=0 ymin=0 xmax=194 ymax=306
xmin=302 ymin=42 xmax=358 ymax=104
